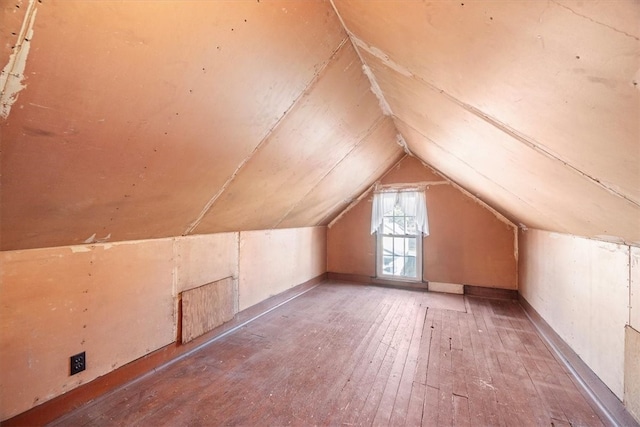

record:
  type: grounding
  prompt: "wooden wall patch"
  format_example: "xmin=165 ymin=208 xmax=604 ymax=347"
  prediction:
xmin=181 ymin=277 xmax=235 ymax=344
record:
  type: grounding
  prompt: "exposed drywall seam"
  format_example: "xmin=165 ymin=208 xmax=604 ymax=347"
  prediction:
xmin=272 ymin=114 xmax=388 ymax=228
xmin=631 ymin=247 xmax=633 ymax=327
xmin=171 ymin=238 xmax=178 ymax=298
xmin=182 ymin=36 xmax=350 ymax=236
xmin=329 ymin=0 xmax=395 ymax=119
xmin=514 ymin=227 xmax=519 ymax=282
xmin=350 ymin=35 xmax=413 ymax=78
xmin=235 ymin=231 xmax=241 ymax=315
xmin=395 ymin=133 xmax=413 ymax=155
xmin=171 ymin=238 xmax=179 ymax=339
xmin=395 ymin=117 xmax=569 ymax=235
xmin=328 ymin=154 xmax=408 ymax=228
xmin=0 ymin=0 xmax=37 ymax=119
xmin=550 ymin=0 xmax=639 ymax=41
xmin=361 ymin=63 xmax=393 ymax=116
xmin=360 ymin=41 xmax=640 ymax=208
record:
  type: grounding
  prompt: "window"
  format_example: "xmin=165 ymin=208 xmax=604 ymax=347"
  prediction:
xmin=371 ymin=189 xmax=429 ymax=282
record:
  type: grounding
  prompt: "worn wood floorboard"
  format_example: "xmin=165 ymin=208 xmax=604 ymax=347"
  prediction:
xmin=50 ymin=282 xmax=609 ymax=426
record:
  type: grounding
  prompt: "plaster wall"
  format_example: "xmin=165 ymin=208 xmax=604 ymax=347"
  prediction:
xmin=625 ymin=326 xmax=640 ymax=422
xmin=519 ymin=229 xmax=629 ymax=399
xmin=631 ymin=246 xmax=640 ymax=330
xmin=0 ymin=227 xmax=326 ymax=421
xmin=238 ymin=227 xmax=326 ymax=311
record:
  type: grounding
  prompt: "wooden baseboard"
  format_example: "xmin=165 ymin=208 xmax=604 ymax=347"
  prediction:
xmin=519 ymin=295 xmax=639 ymax=427
xmin=328 ymin=273 xmax=521 ymax=297
xmin=327 ymin=272 xmax=428 ymax=291
xmin=1 ymin=273 xmax=327 ymax=427
xmin=464 ymin=284 xmax=518 ymax=300
xmin=326 ymin=272 xmax=372 ymax=284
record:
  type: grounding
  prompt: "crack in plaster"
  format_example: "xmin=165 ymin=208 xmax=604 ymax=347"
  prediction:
xmin=551 ymin=0 xmax=639 ymax=41
xmin=0 ymin=0 xmax=38 ymax=119
xmin=183 ymin=36 xmax=350 ymax=236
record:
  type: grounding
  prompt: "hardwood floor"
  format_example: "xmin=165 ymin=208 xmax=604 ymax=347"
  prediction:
xmin=51 ymin=282 xmax=607 ymax=426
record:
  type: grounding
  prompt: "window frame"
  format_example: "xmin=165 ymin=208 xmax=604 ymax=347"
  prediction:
xmin=375 ymin=196 xmax=423 ymax=282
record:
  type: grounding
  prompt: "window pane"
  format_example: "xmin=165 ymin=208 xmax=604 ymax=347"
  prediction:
xmin=382 ymin=236 xmax=393 ymax=256
xmin=382 ymin=256 xmax=394 ymax=275
xmin=394 ymin=237 xmax=405 ymax=256
xmin=393 ymin=256 xmax=404 ymax=275
xmin=407 ymin=237 xmax=416 ymax=256
xmin=404 ymin=256 xmax=417 ymax=277
xmin=376 ymin=191 xmax=423 ymax=280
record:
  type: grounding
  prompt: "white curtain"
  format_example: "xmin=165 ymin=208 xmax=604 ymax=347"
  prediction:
xmin=370 ymin=189 xmax=429 ymax=236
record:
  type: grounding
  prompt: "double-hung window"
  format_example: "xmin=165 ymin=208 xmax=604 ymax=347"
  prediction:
xmin=371 ymin=189 xmax=429 ymax=282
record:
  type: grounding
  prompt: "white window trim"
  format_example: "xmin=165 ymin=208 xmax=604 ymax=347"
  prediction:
xmin=376 ymin=231 xmax=423 ymax=282
xmin=373 ymin=187 xmax=425 ymax=282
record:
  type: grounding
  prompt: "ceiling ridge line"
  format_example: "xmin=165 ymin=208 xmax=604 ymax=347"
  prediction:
xmin=329 ymin=0 xmax=396 ymax=121
xmin=271 ymin=114 xmax=388 ymax=229
xmin=182 ymin=35 xmax=350 ymax=236
xmin=327 ymin=152 xmax=409 ymax=229
xmin=352 ymin=39 xmax=639 ymax=208
xmin=394 ymin=117 xmax=569 ymax=234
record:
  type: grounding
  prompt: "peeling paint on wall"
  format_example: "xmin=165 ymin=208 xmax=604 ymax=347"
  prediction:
xmin=0 ymin=0 xmax=37 ymax=119
xmin=395 ymin=133 xmax=412 ymax=155
xmin=361 ymin=63 xmax=392 ymax=116
xmin=351 ymin=36 xmax=413 ymax=78
xmin=83 ymin=233 xmax=111 ymax=244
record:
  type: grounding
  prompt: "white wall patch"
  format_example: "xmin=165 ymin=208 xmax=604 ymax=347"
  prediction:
xmin=0 ymin=0 xmax=38 ymax=119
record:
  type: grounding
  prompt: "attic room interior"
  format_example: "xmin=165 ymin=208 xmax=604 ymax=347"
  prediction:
xmin=1 ymin=0 xmax=639 ymax=425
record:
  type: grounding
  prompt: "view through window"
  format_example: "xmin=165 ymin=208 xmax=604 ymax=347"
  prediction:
xmin=373 ymin=191 xmax=425 ymax=281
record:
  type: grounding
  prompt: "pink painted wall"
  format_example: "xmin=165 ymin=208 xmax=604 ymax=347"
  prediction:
xmin=328 ymin=156 xmax=517 ymax=288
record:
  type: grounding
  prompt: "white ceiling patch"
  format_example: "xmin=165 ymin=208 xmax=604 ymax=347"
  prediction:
xmin=351 ymin=36 xmax=413 ymax=78
xmin=362 ymin=63 xmax=392 ymax=116
xmin=0 ymin=0 xmax=38 ymax=119
xmin=395 ymin=133 xmax=412 ymax=155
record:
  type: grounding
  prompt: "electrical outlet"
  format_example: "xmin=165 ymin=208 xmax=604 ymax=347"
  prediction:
xmin=70 ymin=352 xmax=86 ymax=375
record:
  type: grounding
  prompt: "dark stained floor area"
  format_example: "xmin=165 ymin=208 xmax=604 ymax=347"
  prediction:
xmin=50 ymin=282 xmax=606 ymax=426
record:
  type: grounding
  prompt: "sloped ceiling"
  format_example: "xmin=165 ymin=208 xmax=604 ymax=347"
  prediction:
xmin=1 ymin=0 xmax=638 ymax=251
xmin=331 ymin=0 xmax=640 ymax=245
xmin=0 ymin=0 xmax=404 ymax=250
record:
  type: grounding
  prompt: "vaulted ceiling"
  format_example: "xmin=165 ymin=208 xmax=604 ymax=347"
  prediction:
xmin=1 ymin=0 xmax=638 ymax=251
